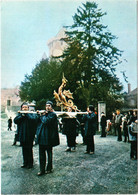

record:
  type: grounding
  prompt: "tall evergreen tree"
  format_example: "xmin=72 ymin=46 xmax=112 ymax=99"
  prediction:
xmin=60 ymin=1 xmax=124 ymax=112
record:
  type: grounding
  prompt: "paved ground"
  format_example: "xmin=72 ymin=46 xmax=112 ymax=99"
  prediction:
xmin=1 ymin=118 xmax=138 ymax=194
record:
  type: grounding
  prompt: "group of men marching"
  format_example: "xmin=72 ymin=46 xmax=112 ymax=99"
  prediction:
xmin=14 ymin=101 xmax=97 ymax=176
xmin=14 ymin=101 xmax=137 ymax=176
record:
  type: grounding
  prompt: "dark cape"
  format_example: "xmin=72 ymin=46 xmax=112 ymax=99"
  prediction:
xmin=82 ymin=112 xmax=97 ymax=136
xmin=36 ymin=111 xmax=60 ymax=147
xmin=14 ymin=113 xmax=36 ymax=144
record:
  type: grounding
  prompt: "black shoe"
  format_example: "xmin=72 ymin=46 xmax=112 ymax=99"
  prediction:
xmin=45 ymin=169 xmax=53 ymax=174
xmin=131 ymin=157 xmax=135 ymax=160
xmin=71 ymin=147 xmax=76 ymax=152
xmin=89 ymin=152 xmax=94 ymax=155
xmin=65 ymin=148 xmax=71 ymax=152
xmin=37 ymin=171 xmax=45 ymax=176
xmin=21 ymin=165 xmax=27 ymax=168
xmin=27 ymin=165 xmax=33 ymax=169
xmin=84 ymin=151 xmax=90 ymax=154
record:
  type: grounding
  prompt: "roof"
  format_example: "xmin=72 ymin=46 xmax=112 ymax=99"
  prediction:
xmin=129 ymin=88 xmax=137 ymax=95
xmin=47 ymin=28 xmax=66 ymax=45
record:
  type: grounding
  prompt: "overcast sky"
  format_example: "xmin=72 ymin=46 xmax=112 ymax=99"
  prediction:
xmin=1 ymin=0 xmax=137 ymax=92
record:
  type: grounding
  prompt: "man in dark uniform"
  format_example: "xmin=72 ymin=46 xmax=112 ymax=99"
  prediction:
xmin=82 ymin=105 xmax=97 ymax=154
xmin=36 ymin=101 xmax=60 ymax=176
xmin=14 ymin=102 xmax=36 ymax=169
xmin=62 ymin=107 xmax=79 ymax=152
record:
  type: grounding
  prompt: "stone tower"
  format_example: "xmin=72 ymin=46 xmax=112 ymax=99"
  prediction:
xmin=47 ymin=28 xmax=67 ymax=57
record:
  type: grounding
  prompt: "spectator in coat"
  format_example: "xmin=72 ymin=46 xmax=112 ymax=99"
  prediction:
xmin=111 ymin=112 xmax=116 ymax=135
xmin=8 ymin=117 xmax=12 ymax=131
xmin=36 ymin=101 xmax=60 ymax=176
xmin=115 ymin=109 xmax=123 ymax=141
xmin=62 ymin=107 xmax=79 ymax=152
xmin=127 ymin=110 xmax=135 ymax=126
xmin=122 ymin=114 xmax=128 ymax=142
xmin=82 ymin=105 xmax=97 ymax=154
xmin=100 ymin=112 xmax=106 ymax=137
xmin=14 ymin=102 xmax=36 ymax=169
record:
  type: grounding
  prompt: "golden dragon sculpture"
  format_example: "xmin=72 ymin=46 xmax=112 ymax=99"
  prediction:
xmin=53 ymin=74 xmax=79 ymax=111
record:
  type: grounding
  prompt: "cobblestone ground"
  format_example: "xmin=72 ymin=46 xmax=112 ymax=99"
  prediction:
xmin=1 ymin=118 xmax=137 ymax=194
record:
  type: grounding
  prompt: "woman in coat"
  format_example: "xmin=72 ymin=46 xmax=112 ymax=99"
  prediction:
xmin=100 ymin=112 xmax=107 ymax=137
xmin=128 ymin=120 xmax=138 ymax=160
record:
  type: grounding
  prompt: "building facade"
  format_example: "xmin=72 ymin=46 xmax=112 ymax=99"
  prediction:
xmin=123 ymin=84 xmax=137 ymax=110
xmin=1 ymin=87 xmax=22 ymax=112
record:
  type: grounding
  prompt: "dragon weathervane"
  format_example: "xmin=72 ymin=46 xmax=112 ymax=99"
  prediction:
xmin=53 ymin=74 xmax=79 ymax=111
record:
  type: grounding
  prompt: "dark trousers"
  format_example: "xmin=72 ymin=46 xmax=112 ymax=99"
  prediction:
xmin=39 ymin=145 xmax=53 ymax=172
xmin=66 ymin=134 xmax=76 ymax=147
xmin=8 ymin=127 xmax=12 ymax=131
xmin=123 ymin=127 xmax=128 ymax=142
xmin=86 ymin=135 xmax=95 ymax=153
xmin=130 ymin=141 xmax=137 ymax=159
xmin=22 ymin=143 xmax=33 ymax=166
xmin=113 ymin=124 xmax=117 ymax=135
xmin=124 ymin=133 xmax=129 ymax=142
xmin=116 ymin=124 xmax=122 ymax=141
xmin=101 ymin=125 xmax=106 ymax=137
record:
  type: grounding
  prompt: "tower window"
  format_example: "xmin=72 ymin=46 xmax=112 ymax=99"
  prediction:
xmin=7 ymin=100 xmax=11 ymax=106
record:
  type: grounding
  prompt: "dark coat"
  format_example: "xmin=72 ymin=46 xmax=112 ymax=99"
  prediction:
xmin=127 ymin=115 xmax=136 ymax=125
xmin=36 ymin=111 xmax=60 ymax=147
xmin=123 ymin=120 xmax=128 ymax=136
xmin=101 ymin=115 xmax=106 ymax=127
xmin=62 ymin=117 xmax=79 ymax=136
xmin=82 ymin=112 xmax=97 ymax=136
xmin=14 ymin=113 xmax=36 ymax=144
xmin=8 ymin=119 xmax=12 ymax=127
